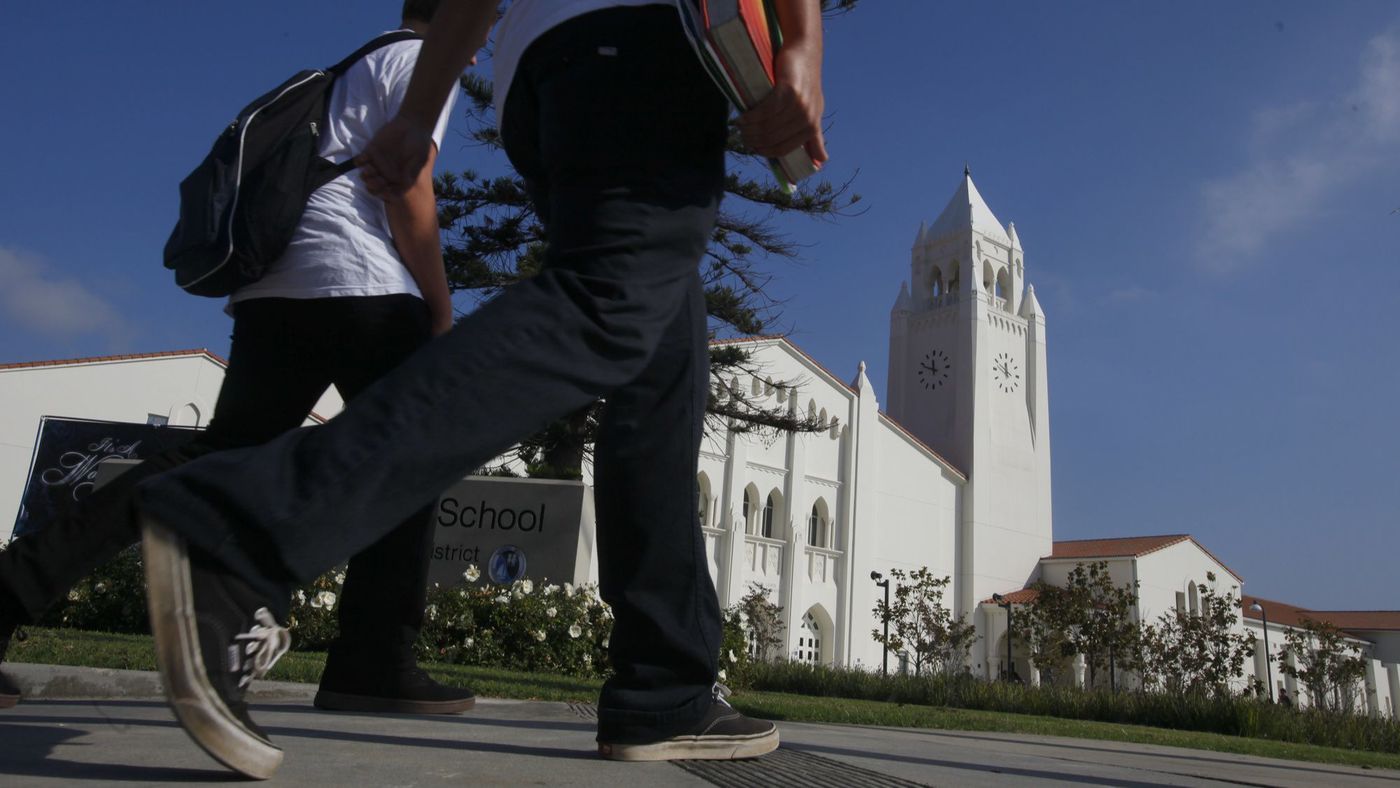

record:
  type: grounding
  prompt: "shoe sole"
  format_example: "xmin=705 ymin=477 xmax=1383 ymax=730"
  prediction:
xmin=142 ymin=518 xmax=283 ymax=780
xmin=313 ymin=689 xmax=476 ymax=715
xmin=599 ymin=727 xmax=778 ymax=761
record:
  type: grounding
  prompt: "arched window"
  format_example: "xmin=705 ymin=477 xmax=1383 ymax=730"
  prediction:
xmin=762 ymin=493 xmax=776 ymax=538
xmin=930 ymin=266 xmax=944 ymax=299
xmin=982 ymin=259 xmax=995 ymax=293
xmin=995 ymin=267 xmax=1012 ymax=308
xmin=947 ymin=259 xmax=961 ymax=293
xmin=808 ymin=498 xmax=832 ymax=548
xmin=1188 ymin=583 xmax=1201 ymax=616
xmin=797 ymin=611 xmax=821 ymax=664
xmin=743 ymin=487 xmax=756 ymax=534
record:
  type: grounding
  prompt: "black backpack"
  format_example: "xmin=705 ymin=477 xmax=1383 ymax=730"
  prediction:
xmin=163 ymin=31 xmax=422 ymax=297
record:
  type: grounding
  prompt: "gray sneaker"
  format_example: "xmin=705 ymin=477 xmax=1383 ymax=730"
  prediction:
xmin=598 ymin=684 xmax=779 ymax=761
xmin=141 ymin=517 xmax=290 ymax=779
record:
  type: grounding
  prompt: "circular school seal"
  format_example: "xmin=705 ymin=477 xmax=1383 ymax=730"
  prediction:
xmin=488 ymin=545 xmax=528 ymax=585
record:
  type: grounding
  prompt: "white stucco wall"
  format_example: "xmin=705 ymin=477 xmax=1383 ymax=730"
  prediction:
xmin=1 ymin=353 xmax=344 ymax=537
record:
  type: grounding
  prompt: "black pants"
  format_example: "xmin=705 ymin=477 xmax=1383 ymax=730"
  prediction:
xmin=137 ymin=6 xmax=730 ymax=742
xmin=1 ymin=294 xmax=436 ymax=665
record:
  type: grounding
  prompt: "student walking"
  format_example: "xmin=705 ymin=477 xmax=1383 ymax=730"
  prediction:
xmin=128 ymin=0 xmax=827 ymax=777
xmin=0 ymin=0 xmax=473 ymax=719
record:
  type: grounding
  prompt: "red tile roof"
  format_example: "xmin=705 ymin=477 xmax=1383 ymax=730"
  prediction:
xmin=1046 ymin=534 xmax=1244 ymax=583
xmin=0 ymin=348 xmax=227 ymax=371
xmin=1309 ymin=612 xmax=1400 ymax=632
xmin=981 ymin=588 xmax=1041 ymax=605
xmin=1240 ymin=595 xmax=1316 ymax=629
xmin=1049 ymin=534 xmax=1190 ymax=560
xmin=1243 ymin=597 xmax=1400 ymax=633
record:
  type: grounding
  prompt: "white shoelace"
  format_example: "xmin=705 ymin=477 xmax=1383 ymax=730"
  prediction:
xmin=713 ymin=682 xmax=733 ymax=707
xmin=232 ymin=607 xmax=291 ymax=689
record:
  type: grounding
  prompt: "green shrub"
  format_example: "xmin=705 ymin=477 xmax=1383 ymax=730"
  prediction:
xmin=742 ymin=660 xmax=1400 ymax=753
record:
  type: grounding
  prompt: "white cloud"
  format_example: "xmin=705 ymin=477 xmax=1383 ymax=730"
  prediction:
xmin=0 ymin=247 xmax=135 ymax=340
xmin=1197 ymin=30 xmax=1400 ymax=271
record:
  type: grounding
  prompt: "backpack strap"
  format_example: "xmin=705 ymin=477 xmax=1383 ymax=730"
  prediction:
xmin=326 ymin=30 xmax=426 ymax=176
xmin=328 ymin=30 xmax=424 ymax=77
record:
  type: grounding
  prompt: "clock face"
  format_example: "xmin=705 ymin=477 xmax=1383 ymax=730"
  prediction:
xmin=918 ymin=349 xmax=951 ymax=390
xmin=993 ymin=352 xmax=1021 ymax=393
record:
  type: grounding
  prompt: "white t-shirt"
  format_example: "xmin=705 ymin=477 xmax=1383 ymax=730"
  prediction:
xmin=231 ymin=33 xmax=458 ymax=304
xmin=493 ymin=1 xmax=674 ymax=127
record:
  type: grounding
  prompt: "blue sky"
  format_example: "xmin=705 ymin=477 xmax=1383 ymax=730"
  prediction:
xmin=2 ymin=2 xmax=1397 ymax=610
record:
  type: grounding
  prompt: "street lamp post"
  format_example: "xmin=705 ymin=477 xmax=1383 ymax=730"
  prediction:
xmin=993 ymin=593 xmax=1013 ymax=682
xmin=871 ymin=570 xmax=891 ymax=676
xmin=1251 ymin=601 xmax=1274 ymax=702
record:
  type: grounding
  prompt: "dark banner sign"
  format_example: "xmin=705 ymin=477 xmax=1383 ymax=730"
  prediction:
xmin=11 ymin=416 xmax=199 ymax=538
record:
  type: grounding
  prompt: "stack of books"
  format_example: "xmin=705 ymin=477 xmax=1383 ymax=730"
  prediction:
xmin=676 ymin=0 xmax=821 ymax=191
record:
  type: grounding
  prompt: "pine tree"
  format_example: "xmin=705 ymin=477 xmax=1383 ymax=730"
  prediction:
xmin=442 ymin=2 xmax=864 ymax=478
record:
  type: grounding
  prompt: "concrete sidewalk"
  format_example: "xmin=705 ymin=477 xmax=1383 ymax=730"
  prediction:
xmin=3 ymin=662 xmax=1399 ymax=787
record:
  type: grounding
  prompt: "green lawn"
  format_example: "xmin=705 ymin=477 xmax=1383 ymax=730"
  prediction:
xmin=11 ymin=627 xmax=1400 ymax=771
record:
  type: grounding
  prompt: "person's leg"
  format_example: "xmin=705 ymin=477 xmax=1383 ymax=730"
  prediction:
xmin=307 ymin=295 xmax=473 ymax=713
xmin=134 ymin=9 xmax=728 ymax=605
xmin=133 ymin=4 xmax=734 ymax=768
xmin=0 ymin=299 xmax=328 ymax=712
xmin=0 ymin=298 xmax=329 ymax=624
xmin=592 ymin=270 xmax=721 ymax=736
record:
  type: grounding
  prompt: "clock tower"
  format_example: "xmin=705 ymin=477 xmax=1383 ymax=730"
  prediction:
xmin=886 ymin=171 xmax=1052 ymax=618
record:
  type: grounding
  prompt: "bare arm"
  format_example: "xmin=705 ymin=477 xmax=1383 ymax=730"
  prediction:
xmin=735 ymin=0 xmax=827 ymax=163
xmin=356 ymin=0 xmax=497 ymax=198
xmin=386 ymin=145 xmax=453 ymax=336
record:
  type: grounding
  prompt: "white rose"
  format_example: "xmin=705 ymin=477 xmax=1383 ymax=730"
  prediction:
xmin=564 ymin=583 xmax=576 ymax=597
xmin=602 ymin=636 xmax=610 ymax=649
xmin=569 ymin=624 xmax=582 ymax=639
xmin=464 ymin=564 xmax=482 ymax=583
xmin=546 ymin=607 xmax=558 ymax=618
xmin=318 ymin=591 xmax=337 ymax=609
xmin=719 ymin=669 xmax=728 ymax=681
xmin=427 ymin=604 xmax=438 ymax=620
xmin=464 ymin=637 xmax=474 ymax=648
xmin=334 ymin=572 xmax=346 ymax=585
xmin=94 ymin=582 xmax=107 ymax=594
xmin=67 ymin=590 xmax=80 ymax=602
xmin=494 ymin=594 xmax=510 ymax=604
xmin=295 ymin=590 xmax=307 ymax=604
xmin=544 ymin=584 xmax=559 ymax=595
xmin=533 ymin=629 xmax=547 ymax=642
xmin=728 ymin=650 xmax=738 ymax=663
xmin=521 ymin=579 xmax=534 ymax=595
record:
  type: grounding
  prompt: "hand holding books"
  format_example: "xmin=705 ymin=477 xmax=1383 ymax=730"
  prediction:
xmin=678 ymin=0 xmax=827 ymax=191
xmin=735 ymin=34 xmax=827 ymax=169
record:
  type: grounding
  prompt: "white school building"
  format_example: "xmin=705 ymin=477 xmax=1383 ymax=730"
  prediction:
xmin=3 ymin=174 xmax=1396 ymax=714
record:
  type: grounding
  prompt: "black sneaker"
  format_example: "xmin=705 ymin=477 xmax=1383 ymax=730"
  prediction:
xmin=597 ymin=684 xmax=778 ymax=761
xmin=315 ymin=658 xmax=476 ymax=714
xmin=141 ymin=517 xmax=290 ymax=780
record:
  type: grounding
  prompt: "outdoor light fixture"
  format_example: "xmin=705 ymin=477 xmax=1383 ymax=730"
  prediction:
xmin=1251 ymin=601 xmax=1274 ymax=702
xmin=871 ymin=570 xmax=890 ymax=676
xmin=993 ymin=593 xmax=1014 ymax=682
